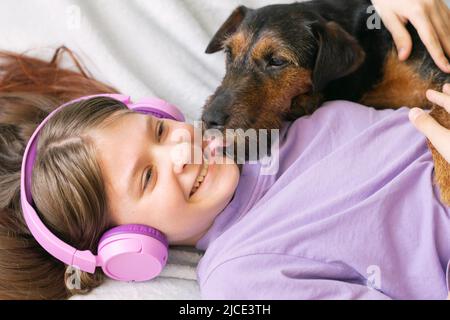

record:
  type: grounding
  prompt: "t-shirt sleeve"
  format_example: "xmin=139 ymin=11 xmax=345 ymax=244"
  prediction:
xmin=199 ymin=253 xmax=391 ymax=300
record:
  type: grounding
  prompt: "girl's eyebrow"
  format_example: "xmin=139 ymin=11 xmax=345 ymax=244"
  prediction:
xmin=126 ymin=116 xmax=154 ymax=199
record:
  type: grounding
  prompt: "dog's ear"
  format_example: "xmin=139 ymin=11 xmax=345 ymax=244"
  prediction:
xmin=311 ymin=21 xmax=366 ymax=93
xmin=205 ymin=6 xmax=249 ymax=54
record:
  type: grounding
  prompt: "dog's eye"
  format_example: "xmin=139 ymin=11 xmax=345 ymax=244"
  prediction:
xmin=267 ymin=56 xmax=287 ymax=68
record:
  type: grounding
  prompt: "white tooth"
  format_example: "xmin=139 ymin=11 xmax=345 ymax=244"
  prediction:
xmin=191 ymin=162 xmax=209 ymax=197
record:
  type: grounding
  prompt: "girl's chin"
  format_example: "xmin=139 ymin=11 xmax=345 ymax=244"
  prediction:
xmin=189 ymin=158 xmax=239 ymax=203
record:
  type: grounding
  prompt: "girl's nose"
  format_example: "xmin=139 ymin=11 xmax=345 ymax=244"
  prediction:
xmin=163 ymin=121 xmax=201 ymax=174
xmin=171 ymin=141 xmax=192 ymax=174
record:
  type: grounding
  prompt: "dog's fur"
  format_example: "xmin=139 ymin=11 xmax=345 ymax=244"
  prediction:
xmin=202 ymin=0 xmax=450 ymax=204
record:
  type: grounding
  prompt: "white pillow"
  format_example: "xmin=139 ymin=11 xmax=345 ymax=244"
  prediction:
xmin=70 ymin=246 xmax=203 ymax=300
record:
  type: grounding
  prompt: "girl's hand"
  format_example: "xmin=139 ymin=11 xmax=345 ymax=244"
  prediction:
xmin=372 ymin=0 xmax=450 ymax=73
xmin=409 ymin=84 xmax=450 ymax=163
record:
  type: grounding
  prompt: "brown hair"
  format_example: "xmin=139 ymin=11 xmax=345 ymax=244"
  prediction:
xmin=0 ymin=46 xmax=133 ymax=299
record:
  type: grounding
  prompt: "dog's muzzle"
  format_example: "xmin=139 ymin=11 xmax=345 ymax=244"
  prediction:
xmin=202 ymin=90 xmax=236 ymax=129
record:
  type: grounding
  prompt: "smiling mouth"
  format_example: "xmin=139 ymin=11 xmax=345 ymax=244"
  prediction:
xmin=189 ymin=158 xmax=209 ymax=197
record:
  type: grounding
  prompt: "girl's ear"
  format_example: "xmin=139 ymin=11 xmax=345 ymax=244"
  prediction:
xmin=205 ymin=6 xmax=250 ymax=54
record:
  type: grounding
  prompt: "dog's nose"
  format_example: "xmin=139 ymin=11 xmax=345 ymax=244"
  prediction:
xmin=203 ymin=92 xmax=234 ymax=128
xmin=202 ymin=108 xmax=230 ymax=129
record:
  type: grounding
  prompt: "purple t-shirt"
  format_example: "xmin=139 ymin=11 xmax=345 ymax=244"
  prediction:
xmin=195 ymin=100 xmax=450 ymax=300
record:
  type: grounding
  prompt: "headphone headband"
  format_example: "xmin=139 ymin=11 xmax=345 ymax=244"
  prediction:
xmin=20 ymin=94 xmax=183 ymax=279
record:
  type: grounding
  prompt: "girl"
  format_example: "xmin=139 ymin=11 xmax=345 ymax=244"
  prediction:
xmin=0 ymin=46 xmax=242 ymax=299
xmin=1 ymin=46 xmax=449 ymax=300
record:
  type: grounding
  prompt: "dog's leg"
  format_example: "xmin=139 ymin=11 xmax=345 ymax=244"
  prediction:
xmin=428 ymin=105 xmax=450 ymax=206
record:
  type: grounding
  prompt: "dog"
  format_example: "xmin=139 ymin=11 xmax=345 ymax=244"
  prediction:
xmin=201 ymin=0 xmax=450 ymax=204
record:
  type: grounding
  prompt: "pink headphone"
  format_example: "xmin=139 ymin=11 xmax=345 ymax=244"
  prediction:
xmin=20 ymin=94 xmax=186 ymax=282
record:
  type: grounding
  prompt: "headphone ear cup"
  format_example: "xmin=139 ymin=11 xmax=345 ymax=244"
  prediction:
xmin=97 ymin=225 xmax=169 ymax=282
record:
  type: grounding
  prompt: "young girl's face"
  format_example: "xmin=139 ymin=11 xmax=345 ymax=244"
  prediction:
xmin=90 ymin=112 xmax=240 ymax=245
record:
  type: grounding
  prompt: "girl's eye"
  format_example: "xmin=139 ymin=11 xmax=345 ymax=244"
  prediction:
xmin=157 ymin=120 xmax=165 ymax=141
xmin=143 ymin=167 xmax=153 ymax=190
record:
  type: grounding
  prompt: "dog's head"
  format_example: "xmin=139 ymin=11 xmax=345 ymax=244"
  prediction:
xmin=202 ymin=4 xmax=365 ymax=133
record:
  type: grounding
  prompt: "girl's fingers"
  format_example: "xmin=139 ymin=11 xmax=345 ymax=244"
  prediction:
xmin=381 ymin=12 xmax=413 ymax=60
xmin=409 ymin=108 xmax=450 ymax=163
xmin=430 ymin=2 xmax=450 ymax=71
xmin=426 ymin=89 xmax=450 ymax=112
xmin=410 ymin=13 xmax=450 ymax=73
xmin=436 ymin=1 xmax=450 ymax=58
xmin=443 ymin=83 xmax=450 ymax=95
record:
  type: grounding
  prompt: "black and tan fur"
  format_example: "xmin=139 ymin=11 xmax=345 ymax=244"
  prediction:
xmin=202 ymin=0 xmax=450 ymax=204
